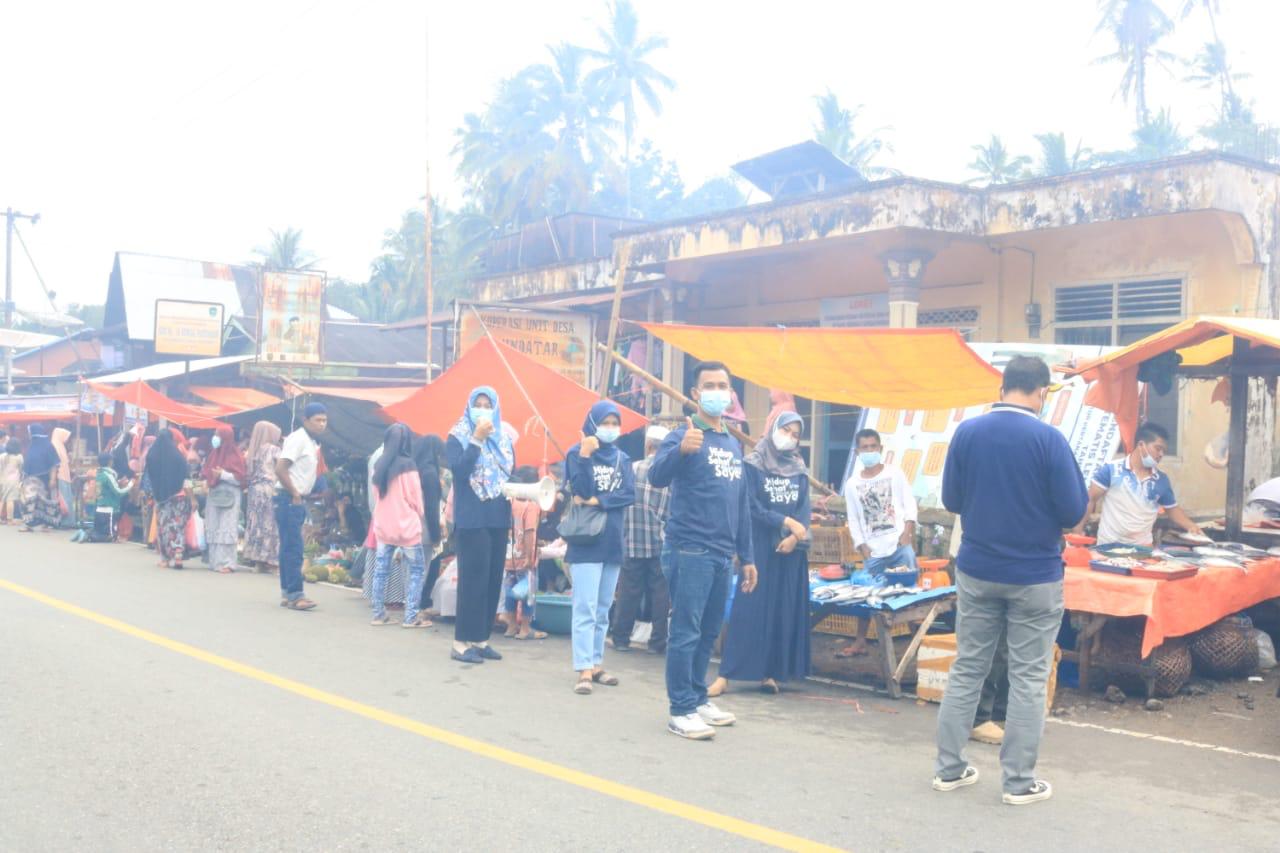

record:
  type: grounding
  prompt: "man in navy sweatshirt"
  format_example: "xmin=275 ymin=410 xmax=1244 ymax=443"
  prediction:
xmin=933 ymin=355 xmax=1087 ymax=805
xmin=649 ymin=361 xmax=757 ymax=740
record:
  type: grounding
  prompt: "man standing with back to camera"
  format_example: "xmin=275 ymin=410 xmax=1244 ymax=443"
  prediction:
xmin=932 ymin=355 xmax=1087 ymax=805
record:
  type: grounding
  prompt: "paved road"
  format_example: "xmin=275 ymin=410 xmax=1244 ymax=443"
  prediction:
xmin=1 ymin=528 xmax=1277 ymax=852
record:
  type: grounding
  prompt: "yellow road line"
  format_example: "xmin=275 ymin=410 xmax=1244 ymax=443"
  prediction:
xmin=0 ymin=577 xmax=844 ymax=853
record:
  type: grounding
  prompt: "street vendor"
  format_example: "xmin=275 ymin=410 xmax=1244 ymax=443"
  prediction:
xmin=1076 ymin=421 xmax=1203 ymax=546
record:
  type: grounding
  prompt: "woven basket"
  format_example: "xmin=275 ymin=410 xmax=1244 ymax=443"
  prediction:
xmin=1189 ymin=620 xmax=1258 ymax=678
xmin=1097 ymin=620 xmax=1191 ymax=697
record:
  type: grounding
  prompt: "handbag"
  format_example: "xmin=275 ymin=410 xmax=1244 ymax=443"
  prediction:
xmin=556 ymin=455 xmax=620 ymax=546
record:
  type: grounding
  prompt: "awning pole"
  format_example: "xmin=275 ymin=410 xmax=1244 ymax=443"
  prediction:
xmin=595 ymin=342 xmax=836 ymax=498
xmin=596 ymin=242 xmax=632 ymax=397
xmin=1225 ymin=338 xmax=1250 ymax=539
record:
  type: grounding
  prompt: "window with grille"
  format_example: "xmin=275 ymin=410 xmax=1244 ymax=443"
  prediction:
xmin=919 ymin=307 xmax=980 ymax=340
xmin=1054 ymin=278 xmax=1185 ymax=452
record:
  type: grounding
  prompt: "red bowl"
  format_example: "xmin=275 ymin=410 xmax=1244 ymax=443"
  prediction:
xmin=917 ymin=558 xmax=950 ymax=571
xmin=818 ymin=564 xmax=849 ymax=581
xmin=1064 ymin=534 xmax=1096 ymax=547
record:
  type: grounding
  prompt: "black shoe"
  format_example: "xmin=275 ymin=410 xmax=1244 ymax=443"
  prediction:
xmin=451 ymin=648 xmax=484 ymax=664
xmin=608 ymin=637 xmax=632 ymax=652
xmin=648 ymin=644 xmax=667 ymax=655
xmin=477 ymin=645 xmax=503 ymax=661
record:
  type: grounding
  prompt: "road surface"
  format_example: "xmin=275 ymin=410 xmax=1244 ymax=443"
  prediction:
xmin=1 ymin=527 xmax=1276 ymax=852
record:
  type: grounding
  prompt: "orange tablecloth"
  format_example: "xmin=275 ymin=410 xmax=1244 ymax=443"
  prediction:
xmin=1064 ymin=559 xmax=1280 ymax=657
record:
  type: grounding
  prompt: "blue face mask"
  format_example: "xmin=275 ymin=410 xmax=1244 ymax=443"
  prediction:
xmin=210 ymin=436 xmax=222 ymax=449
xmin=595 ymin=426 xmax=620 ymax=444
xmin=470 ymin=408 xmax=493 ymax=425
xmin=698 ymin=389 xmax=732 ymax=417
xmin=859 ymin=451 xmax=882 ymax=468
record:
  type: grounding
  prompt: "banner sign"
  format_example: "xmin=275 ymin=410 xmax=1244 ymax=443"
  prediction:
xmin=259 ymin=271 xmax=325 ymax=364
xmin=154 ymin=299 xmax=224 ymax=357
xmin=820 ymin=294 xmax=889 ymax=328
xmin=847 ymin=342 xmax=1123 ymax=507
xmin=456 ymin=303 xmax=593 ymax=386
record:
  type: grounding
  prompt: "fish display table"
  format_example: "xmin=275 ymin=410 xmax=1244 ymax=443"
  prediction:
xmin=1063 ymin=559 xmax=1280 ymax=692
xmin=810 ymin=586 xmax=956 ymax=699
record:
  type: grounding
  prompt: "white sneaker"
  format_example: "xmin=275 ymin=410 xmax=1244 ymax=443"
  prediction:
xmin=932 ymin=766 xmax=980 ymax=791
xmin=668 ymin=713 xmax=716 ymax=740
xmin=1003 ymin=780 xmax=1052 ymax=805
xmin=696 ymin=702 xmax=736 ymax=726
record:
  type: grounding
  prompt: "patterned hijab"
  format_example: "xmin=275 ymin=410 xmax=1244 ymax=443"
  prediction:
xmin=449 ymin=386 xmax=514 ymax=501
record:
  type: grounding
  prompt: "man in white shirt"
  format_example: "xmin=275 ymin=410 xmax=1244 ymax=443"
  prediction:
xmin=274 ymin=402 xmax=328 ymax=611
xmin=839 ymin=428 xmax=919 ymax=657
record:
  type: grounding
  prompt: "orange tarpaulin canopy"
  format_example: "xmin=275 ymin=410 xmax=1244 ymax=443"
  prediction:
xmin=188 ymin=385 xmax=283 ymax=413
xmin=382 ymin=337 xmax=646 ymax=466
xmin=1068 ymin=316 xmax=1280 ymax=447
xmin=636 ymin=323 xmax=1002 ymax=410
xmin=86 ymin=380 xmax=226 ymax=429
xmin=1065 ymin=559 xmax=1280 ymax=657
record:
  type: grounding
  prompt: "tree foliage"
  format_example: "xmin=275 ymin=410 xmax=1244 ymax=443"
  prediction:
xmin=966 ymin=135 xmax=1031 ymax=185
xmin=811 ymin=90 xmax=895 ymax=179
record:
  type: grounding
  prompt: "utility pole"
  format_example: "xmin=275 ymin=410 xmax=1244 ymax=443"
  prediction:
xmin=3 ymin=207 xmax=40 ymax=396
xmin=423 ymin=14 xmax=434 ymax=383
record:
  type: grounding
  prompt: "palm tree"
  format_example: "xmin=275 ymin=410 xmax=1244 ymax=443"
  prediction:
xmin=1130 ymin=108 xmax=1189 ymax=160
xmin=811 ymin=90 xmax=895 ymax=179
xmin=1095 ymin=0 xmax=1176 ymax=127
xmin=585 ymin=0 xmax=675 ymax=216
xmin=966 ymin=135 xmax=1031 ymax=185
xmin=252 ymin=227 xmax=315 ymax=271
xmin=1033 ymin=132 xmax=1094 ymax=177
xmin=1184 ymin=40 xmax=1247 ymax=106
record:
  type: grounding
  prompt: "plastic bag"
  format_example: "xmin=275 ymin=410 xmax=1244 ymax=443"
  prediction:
xmin=185 ymin=512 xmax=206 ymax=552
xmin=1255 ymin=629 xmax=1276 ymax=670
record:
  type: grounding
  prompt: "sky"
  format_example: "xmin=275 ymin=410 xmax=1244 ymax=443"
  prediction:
xmin=2 ymin=0 xmax=1277 ymax=312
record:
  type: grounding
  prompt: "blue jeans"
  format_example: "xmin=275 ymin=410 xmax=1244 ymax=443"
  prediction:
xmin=571 ymin=562 xmax=620 ymax=671
xmin=273 ymin=494 xmax=307 ymax=602
xmin=663 ymin=545 xmax=733 ymax=717
xmin=864 ymin=543 xmax=917 ymax=576
xmin=371 ymin=543 xmax=427 ymax=623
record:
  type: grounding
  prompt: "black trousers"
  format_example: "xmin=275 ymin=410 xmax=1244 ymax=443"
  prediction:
xmin=455 ymin=527 xmax=507 ymax=643
xmin=611 ymin=555 xmax=669 ymax=650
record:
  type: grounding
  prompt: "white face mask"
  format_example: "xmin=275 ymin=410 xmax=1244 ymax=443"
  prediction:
xmin=772 ymin=430 xmax=798 ymax=452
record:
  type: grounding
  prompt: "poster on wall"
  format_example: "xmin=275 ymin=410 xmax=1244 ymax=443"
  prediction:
xmin=259 ymin=271 xmax=325 ymax=364
xmin=846 ymin=342 xmax=1123 ymax=507
xmin=153 ymin=299 xmax=224 ymax=357
xmin=455 ymin=302 xmax=593 ymax=386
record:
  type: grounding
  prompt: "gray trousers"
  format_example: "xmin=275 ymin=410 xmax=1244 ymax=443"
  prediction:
xmin=935 ymin=571 xmax=1063 ymax=794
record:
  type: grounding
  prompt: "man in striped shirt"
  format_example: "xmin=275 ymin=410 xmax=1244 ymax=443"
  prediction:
xmin=610 ymin=425 xmax=672 ymax=653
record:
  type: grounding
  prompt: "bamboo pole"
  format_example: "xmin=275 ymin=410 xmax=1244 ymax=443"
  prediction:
xmin=595 ymin=242 xmax=632 ymax=397
xmin=595 ymin=342 xmax=837 ymax=499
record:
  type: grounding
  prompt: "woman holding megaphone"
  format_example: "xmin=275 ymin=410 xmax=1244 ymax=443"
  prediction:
xmin=563 ymin=401 xmax=636 ymax=694
xmin=446 ymin=386 xmax=515 ymax=665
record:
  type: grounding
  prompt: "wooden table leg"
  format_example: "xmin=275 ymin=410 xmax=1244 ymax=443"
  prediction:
xmin=1076 ymin=614 xmax=1107 ymax=693
xmin=893 ymin=602 xmax=941 ymax=686
xmin=873 ymin=612 xmax=901 ymax=699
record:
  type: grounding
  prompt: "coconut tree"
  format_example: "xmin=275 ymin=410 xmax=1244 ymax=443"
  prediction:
xmin=1184 ymin=40 xmax=1247 ymax=107
xmin=252 ymin=227 xmax=315 ymax=271
xmin=1130 ymin=108 xmax=1190 ymax=160
xmin=1095 ymin=0 xmax=1176 ymax=127
xmin=811 ymin=90 xmax=895 ymax=179
xmin=966 ymin=135 xmax=1031 ymax=185
xmin=1033 ymin=132 xmax=1094 ymax=176
xmin=585 ymin=0 xmax=675 ymax=216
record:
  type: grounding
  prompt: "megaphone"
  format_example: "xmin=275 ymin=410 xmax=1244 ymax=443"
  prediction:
xmin=502 ymin=475 xmax=557 ymax=511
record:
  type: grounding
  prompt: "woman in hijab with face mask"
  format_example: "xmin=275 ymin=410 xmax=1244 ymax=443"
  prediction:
xmin=18 ymin=428 xmax=61 ymax=531
xmin=446 ymin=386 xmax=514 ymax=664
xmin=242 ymin=421 xmax=283 ymax=571
xmin=203 ymin=425 xmax=248 ymax=573
xmin=368 ymin=423 xmax=432 ymax=627
xmin=565 ymin=400 xmax=636 ymax=695
xmin=146 ymin=428 xmax=194 ymax=569
xmin=709 ymin=410 xmax=811 ymax=697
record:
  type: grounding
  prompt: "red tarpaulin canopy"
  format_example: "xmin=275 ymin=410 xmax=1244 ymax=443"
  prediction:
xmin=382 ymin=337 xmax=647 ymax=466
xmin=188 ymin=385 xmax=283 ymax=413
xmin=86 ymin=380 xmax=226 ymax=429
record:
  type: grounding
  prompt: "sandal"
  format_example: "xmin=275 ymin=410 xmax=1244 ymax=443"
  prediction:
xmin=283 ymin=598 xmax=317 ymax=611
xmin=761 ymin=679 xmax=780 ymax=695
xmin=402 ymin=615 xmax=434 ymax=629
xmin=370 ymin=615 xmax=393 ymax=626
xmin=592 ymin=670 xmax=620 ymax=687
xmin=504 ymin=623 xmax=519 ymax=638
xmin=515 ymin=629 xmax=548 ymax=640
xmin=574 ymin=675 xmax=594 ymax=695
xmin=214 ymin=566 xmax=234 ymax=574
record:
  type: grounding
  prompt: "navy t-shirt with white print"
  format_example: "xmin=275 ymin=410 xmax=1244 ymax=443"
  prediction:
xmin=649 ymin=419 xmax=754 ymax=564
xmin=565 ymin=447 xmax=636 ymax=565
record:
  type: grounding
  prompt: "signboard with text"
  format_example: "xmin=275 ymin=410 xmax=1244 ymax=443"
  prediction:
xmin=259 ymin=271 xmax=325 ymax=364
xmin=153 ymin=299 xmax=224 ymax=357
xmin=456 ymin=303 xmax=593 ymax=386
xmin=820 ymin=293 xmax=889 ymax=328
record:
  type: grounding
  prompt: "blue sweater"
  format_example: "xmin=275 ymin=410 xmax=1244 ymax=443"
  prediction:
xmin=564 ymin=446 xmax=636 ymax=565
xmin=941 ymin=404 xmax=1089 ymax=585
xmin=649 ymin=420 xmax=754 ymax=564
xmin=446 ymin=435 xmax=512 ymax=530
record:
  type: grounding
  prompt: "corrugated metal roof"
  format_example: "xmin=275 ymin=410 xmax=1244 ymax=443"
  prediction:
xmin=113 ymin=253 xmax=244 ymax=341
xmin=91 ymin=354 xmax=251 ymax=384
